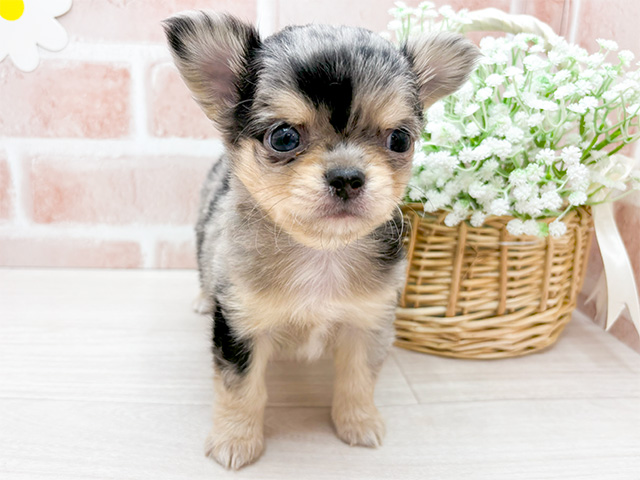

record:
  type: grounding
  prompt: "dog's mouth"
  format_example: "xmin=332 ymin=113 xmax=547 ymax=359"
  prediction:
xmin=320 ymin=200 xmax=367 ymax=221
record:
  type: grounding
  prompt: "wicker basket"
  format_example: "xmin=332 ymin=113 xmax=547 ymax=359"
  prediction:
xmin=395 ymin=205 xmax=593 ymax=359
xmin=393 ymin=9 xmax=596 ymax=358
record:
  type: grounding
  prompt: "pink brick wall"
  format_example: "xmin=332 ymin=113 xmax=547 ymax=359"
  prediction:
xmin=0 ymin=0 xmax=639 ymax=317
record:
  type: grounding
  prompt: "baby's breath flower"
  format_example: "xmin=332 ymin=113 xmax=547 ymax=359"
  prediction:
xmin=569 ymin=191 xmax=588 ymax=206
xmin=424 ymin=190 xmax=451 ymax=212
xmin=524 ymin=219 xmax=542 ymax=236
xmin=525 ymin=163 xmax=545 ymax=182
xmin=479 ymin=159 xmax=499 ymax=181
xmin=426 ymin=101 xmax=445 ymax=122
xmin=596 ymin=38 xmax=619 ymax=51
xmin=470 ymin=211 xmax=486 ymax=227
xmin=464 ymin=104 xmax=480 ymax=116
xmin=554 ymin=84 xmax=577 ymax=99
xmin=504 ymin=66 xmax=524 ymax=77
xmin=476 ymin=87 xmax=493 ymax=102
xmin=400 ymin=6 xmax=640 ymax=236
xmin=523 ymin=55 xmax=549 ymax=71
xmin=536 ymin=148 xmax=556 ymax=165
xmin=485 ymin=74 xmax=505 ymax=87
xmin=549 ymin=220 xmax=567 ymax=237
xmin=506 ymin=219 xmax=525 ymax=235
xmin=567 ymin=164 xmax=591 ymax=191
xmin=561 ymin=146 xmax=582 ymax=167
xmin=552 ymin=70 xmax=571 ymax=84
xmin=619 ymin=50 xmax=635 ymax=66
xmin=505 ymin=126 xmax=524 ymax=144
xmin=465 ymin=122 xmax=480 ymax=137
xmin=489 ymin=198 xmax=510 ymax=216
xmin=509 ymin=169 xmax=528 ymax=187
xmin=541 ymin=190 xmax=563 ymax=210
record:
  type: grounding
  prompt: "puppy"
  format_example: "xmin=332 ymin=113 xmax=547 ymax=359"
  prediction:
xmin=163 ymin=12 xmax=477 ymax=470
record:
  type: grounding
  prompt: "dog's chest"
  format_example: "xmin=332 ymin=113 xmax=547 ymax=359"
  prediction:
xmin=285 ymin=248 xmax=355 ymax=299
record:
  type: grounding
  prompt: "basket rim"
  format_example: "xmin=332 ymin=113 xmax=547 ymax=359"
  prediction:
xmin=401 ymin=203 xmax=592 ymax=228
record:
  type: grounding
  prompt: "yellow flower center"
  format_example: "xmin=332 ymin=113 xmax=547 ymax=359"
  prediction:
xmin=0 ymin=0 xmax=25 ymax=21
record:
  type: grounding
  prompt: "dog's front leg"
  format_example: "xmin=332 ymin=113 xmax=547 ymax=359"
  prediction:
xmin=331 ymin=323 xmax=393 ymax=447
xmin=205 ymin=321 xmax=271 ymax=470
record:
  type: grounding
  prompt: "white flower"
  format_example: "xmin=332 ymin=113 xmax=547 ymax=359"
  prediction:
xmin=470 ymin=211 xmax=486 ymax=227
xmin=569 ymin=191 xmax=587 ymax=206
xmin=464 ymin=104 xmax=480 ymax=116
xmin=574 ymin=80 xmax=593 ymax=95
xmin=541 ymin=190 xmax=563 ymax=210
xmin=471 ymin=144 xmax=491 ymax=161
xmin=561 ymin=146 xmax=582 ymax=167
xmin=0 ymin=0 xmax=71 ymax=72
xmin=489 ymin=198 xmax=510 ymax=216
xmin=408 ymin=186 xmax=424 ymax=201
xmin=387 ymin=19 xmax=402 ymax=31
xmin=509 ymin=169 xmax=528 ymax=187
xmin=476 ymin=87 xmax=493 ymax=102
xmin=469 ymin=181 xmax=490 ymax=201
xmin=427 ymin=101 xmax=446 ymax=122
xmin=528 ymin=113 xmax=545 ymax=128
xmin=424 ymin=190 xmax=451 ymax=212
xmin=525 ymin=163 xmax=545 ymax=182
xmin=424 ymin=151 xmax=459 ymax=172
xmin=484 ymin=138 xmax=513 ymax=159
xmin=626 ymin=104 xmax=640 ymax=115
xmin=567 ymin=96 xmax=599 ymax=114
xmin=554 ymin=84 xmax=577 ymax=100
xmin=549 ymin=220 xmax=567 ymax=237
xmin=507 ymin=219 xmax=525 ymax=235
xmin=513 ymin=183 xmax=534 ymax=201
xmin=536 ymin=148 xmax=556 ymax=165
xmin=444 ymin=212 xmax=464 ymax=227
xmin=597 ymin=38 xmax=619 ymax=51
xmin=587 ymin=53 xmax=605 ymax=68
xmin=504 ymin=66 xmax=524 ymax=77
xmin=485 ymin=74 xmax=505 ymax=87
xmin=523 ymin=219 xmax=542 ymax=236
xmin=479 ymin=159 xmax=499 ymax=181
xmin=505 ymin=126 xmax=524 ymax=144
xmin=552 ymin=70 xmax=572 ymax=84
xmin=567 ymin=164 xmax=591 ymax=191
xmin=523 ymin=55 xmax=549 ymax=71
xmin=619 ymin=50 xmax=635 ymax=66
xmin=465 ymin=122 xmax=480 ymax=137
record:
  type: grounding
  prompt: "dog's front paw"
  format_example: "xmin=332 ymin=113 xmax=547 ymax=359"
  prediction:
xmin=332 ymin=405 xmax=386 ymax=448
xmin=204 ymin=431 xmax=264 ymax=470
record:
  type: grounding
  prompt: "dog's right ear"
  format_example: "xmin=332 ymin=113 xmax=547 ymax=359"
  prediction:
xmin=162 ymin=11 xmax=261 ymax=126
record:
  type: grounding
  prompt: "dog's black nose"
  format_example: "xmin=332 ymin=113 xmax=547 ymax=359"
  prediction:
xmin=326 ymin=168 xmax=365 ymax=201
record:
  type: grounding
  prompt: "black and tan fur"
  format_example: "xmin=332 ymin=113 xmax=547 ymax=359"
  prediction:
xmin=163 ymin=11 xmax=478 ymax=470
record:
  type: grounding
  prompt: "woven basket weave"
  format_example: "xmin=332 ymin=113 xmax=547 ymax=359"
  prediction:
xmin=395 ymin=205 xmax=593 ymax=359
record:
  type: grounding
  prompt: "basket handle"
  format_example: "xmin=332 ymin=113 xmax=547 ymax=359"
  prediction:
xmin=459 ymin=8 xmax=560 ymax=46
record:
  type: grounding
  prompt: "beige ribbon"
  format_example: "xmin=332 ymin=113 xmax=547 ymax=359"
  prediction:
xmin=586 ymin=155 xmax=640 ymax=334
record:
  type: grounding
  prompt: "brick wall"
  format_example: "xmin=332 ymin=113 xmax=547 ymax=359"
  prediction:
xmin=0 ymin=0 xmax=639 ymax=286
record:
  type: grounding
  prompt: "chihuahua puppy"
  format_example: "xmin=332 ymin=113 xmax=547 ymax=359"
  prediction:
xmin=163 ymin=11 xmax=477 ymax=470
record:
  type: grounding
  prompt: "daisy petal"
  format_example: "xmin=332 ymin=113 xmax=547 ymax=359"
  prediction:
xmin=37 ymin=18 xmax=68 ymax=51
xmin=9 ymin=40 xmax=39 ymax=72
xmin=34 ymin=0 xmax=73 ymax=18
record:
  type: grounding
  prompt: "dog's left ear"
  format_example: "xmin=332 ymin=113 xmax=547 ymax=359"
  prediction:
xmin=162 ymin=11 xmax=261 ymax=127
xmin=402 ymin=32 xmax=480 ymax=110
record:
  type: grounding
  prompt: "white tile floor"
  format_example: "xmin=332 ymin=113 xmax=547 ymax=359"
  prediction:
xmin=1 ymin=268 xmax=639 ymax=479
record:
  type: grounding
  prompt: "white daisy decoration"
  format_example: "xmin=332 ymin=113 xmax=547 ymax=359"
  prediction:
xmin=0 ymin=0 xmax=72 ymax=72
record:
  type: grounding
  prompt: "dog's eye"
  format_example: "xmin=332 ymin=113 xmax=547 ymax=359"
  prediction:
xmin=268 ymin=124 xmax=301 ymax=152
xmin=386 ymin=129 xmax=412 ymax=153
